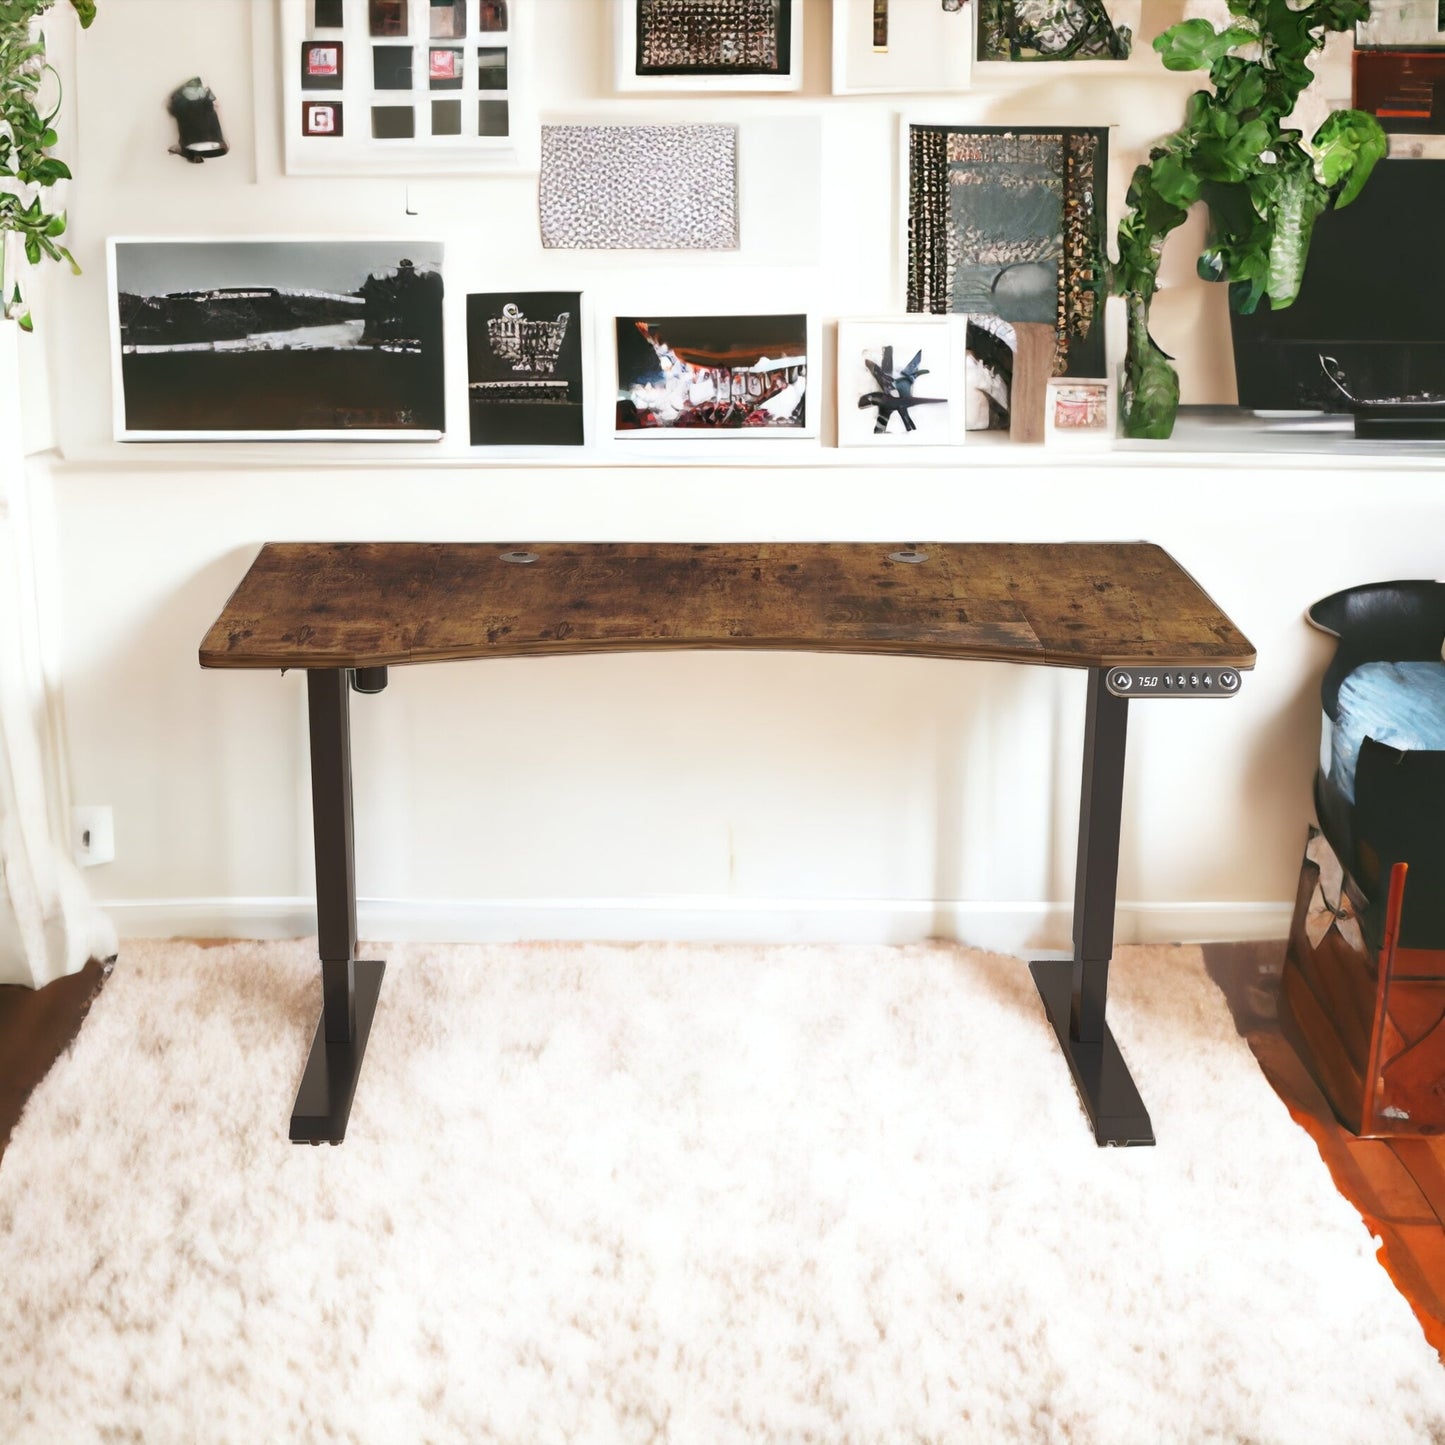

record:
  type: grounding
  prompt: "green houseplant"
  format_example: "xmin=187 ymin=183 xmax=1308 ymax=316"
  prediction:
xmin=0 ymin=0 xmax=94 ymax=330
xmin=1113 ymin=1 xmax=1387 ymax=439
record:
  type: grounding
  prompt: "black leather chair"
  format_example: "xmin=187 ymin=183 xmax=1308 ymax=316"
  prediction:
xmin=1309 ymin=580 xmax=1445 ymax=951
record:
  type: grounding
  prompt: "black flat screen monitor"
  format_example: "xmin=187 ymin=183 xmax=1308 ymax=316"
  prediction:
xmin=1230 ymin=158 xmax=1445 ymax=415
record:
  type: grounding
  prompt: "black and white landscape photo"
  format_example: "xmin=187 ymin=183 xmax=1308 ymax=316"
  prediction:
xmin=466 ymin=291 xmax=584 ymax=447
xmin=111 ymin=240 xmax=445 ymax=439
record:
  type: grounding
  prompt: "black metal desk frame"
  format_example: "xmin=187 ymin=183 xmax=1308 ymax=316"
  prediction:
xmin=295 ymin=661 xmax=1161 ymax=1148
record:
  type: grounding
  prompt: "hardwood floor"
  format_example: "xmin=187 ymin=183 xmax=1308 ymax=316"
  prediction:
xmin=1205 ymin=940 xmax=1445 ymax=1361
xmin=3 ymin=942 xmax=1445 ymax=1363
xmin=0 ymin=958 xmax=108 ymax=1167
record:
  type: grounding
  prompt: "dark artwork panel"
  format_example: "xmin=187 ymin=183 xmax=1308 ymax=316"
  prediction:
xmin=977 ymin=0 xmax=1131 ymax=61
xmin=369 ymin=0 xmax=408 ymax=36
xmin=372 ymin=105 xmax=415 ymax=139
xmin=314 ymin=0 xmax=344 ymax=26
xmin=432 ymin=99 xmax=461 ymax=135
xmin=478 ymin=1 xmax=509 ymax=31
xmin=478 ymin=99 xmax=509 ymax=136
xmin=301 ymin=40 xmax=343 ymax=90
xmin=1354 ymin=49 xmax=1445 ymax=132
xmin=477 ymin=46 xmax=508 ymax=88
xmin=114 ymin=242 xmax=445 ymax=436
xmin=907 ymin=124 xmax=1107 ymax=379
xmin=303 ymin=101 xmax=343 ymax=136
xmin=431 ymin=0 xmax=466 ymax=38
xmin=636 ymin=0 xmax=790 ymax=75
xmin=429 ymin=47 xmax=464 ymax=88
xmin=467 ymin=291 xmax=584 ymax=446
xmin=373 ymin=45 xmax=414 ymax=88
xmin=616 ymin=314 xmax=808 ymax=430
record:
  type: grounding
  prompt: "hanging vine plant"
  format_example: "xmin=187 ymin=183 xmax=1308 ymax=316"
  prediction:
xmin=0 ymin=0 xmax=95 ymax=330
xmin=1113 ymin=1 xmax=1387 ymax=439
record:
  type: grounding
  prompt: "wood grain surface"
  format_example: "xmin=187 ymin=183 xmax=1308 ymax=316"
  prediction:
xmin=199 ymin=541 xmax=1256 ymax=672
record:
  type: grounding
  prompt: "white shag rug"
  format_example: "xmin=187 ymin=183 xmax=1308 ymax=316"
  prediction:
xmin=2 ymin=938 xmax=1443 ymax=1444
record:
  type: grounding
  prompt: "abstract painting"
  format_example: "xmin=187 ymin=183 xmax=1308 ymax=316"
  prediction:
xmin=1356 ymin=1 xmax=1445 ymax=48
xmin=467 ymin=291 xmax=584 ymax=447
xmin=977 ymin=0 xmax=1132 ymax=61
xmin=965 ymin=317 xmax=1015 ymax=432
xmin=836 ymin=317 xmax=961 ymax=446
xmin=110 ymin=240 xmax=445 ymax=439
xmin=615 ymin=315 xmax=808 ymax=433
xmin=1354 ymin=48 xmax=1445 ymax=131
xmin=635 ymin=0 xmax=791 ymax=75
xmin=906 ymin=123 xmax=1108 ymax=379
xmin=540 ymin=125 xmax=738 ymax=249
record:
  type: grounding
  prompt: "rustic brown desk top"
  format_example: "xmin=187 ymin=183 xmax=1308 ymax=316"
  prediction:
xmin=198 ymin=541 xmax=1256 ymax=673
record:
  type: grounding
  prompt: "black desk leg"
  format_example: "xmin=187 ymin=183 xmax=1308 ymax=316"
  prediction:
xmin=289 ymin=667 xmax=386 ymax=1145
xmin=1030 ymin=667 xmax=1155 ymax=1147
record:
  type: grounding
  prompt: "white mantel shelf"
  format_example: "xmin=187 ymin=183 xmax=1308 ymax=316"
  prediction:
xmin=53 ymin=408 xmax=1445 ymax=473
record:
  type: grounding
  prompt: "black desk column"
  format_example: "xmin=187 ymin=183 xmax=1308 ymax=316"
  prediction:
xmin=289 ymin=667 xmax=386 ymax=1144
xmin=1030 ymin=667 xmax=1154 ymax=1146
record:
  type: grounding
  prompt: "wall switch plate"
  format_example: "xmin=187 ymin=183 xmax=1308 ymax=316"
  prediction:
xmin=71 ymin=806 xmax=114 ymax=867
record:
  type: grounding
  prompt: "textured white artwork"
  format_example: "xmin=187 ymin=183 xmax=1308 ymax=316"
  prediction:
xmin=539 ymin=124 xmax=739 ymax=250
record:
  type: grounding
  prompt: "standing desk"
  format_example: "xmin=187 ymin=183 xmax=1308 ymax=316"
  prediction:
xmin=199 ymin=541 xmax=1256 ymax=1147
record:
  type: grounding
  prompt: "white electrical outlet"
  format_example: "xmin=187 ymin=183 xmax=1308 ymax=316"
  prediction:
xmin=71 ymin=806 xmax=115 ymax=867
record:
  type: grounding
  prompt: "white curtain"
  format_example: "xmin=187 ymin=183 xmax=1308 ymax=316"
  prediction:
xmin=0 ymin=321 xmax=116 ymax=987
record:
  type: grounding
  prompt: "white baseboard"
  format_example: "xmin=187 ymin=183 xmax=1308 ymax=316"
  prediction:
xmin=98 ymin=895 xmax=1293 ymax=953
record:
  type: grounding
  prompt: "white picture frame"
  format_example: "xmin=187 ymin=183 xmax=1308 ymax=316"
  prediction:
xmin=280 ymin=0 xmax=531 ymax=176
xmin=831 ymin=0 xmax=972 ymax=95
xmin=836 ymin=316 xmax=967 ymax=447
xmin=109 ymin=236 xmax=448 ymax=443
xmin=614 ymin=0 xmax=803 ymax=92
xmin=609 ymin=312 xmax=819 ymax=441
xmin=1356 ymin=2 xmax=1445 ymax=49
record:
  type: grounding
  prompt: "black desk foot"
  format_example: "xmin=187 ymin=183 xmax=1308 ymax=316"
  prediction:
xmin=289 ymin=959 xmax=385 ymax=1144
xmin=1030 ymin=960 xmax=1154 ymax=1147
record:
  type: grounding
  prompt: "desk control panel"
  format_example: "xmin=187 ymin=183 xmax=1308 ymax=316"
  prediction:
xmin=1106 ymin=667 xmax=1242 ymax=699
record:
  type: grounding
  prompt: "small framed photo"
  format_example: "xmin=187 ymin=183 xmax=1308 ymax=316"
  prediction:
xmin=302 ymin=101 xmax=343 ymax=136
xmin=301 ymin=40 xmax=343 ymax=89
xmin=429 ymin=47 xmax=463 ymax=87
xmin=836 ymin=316 xmax=965 ymax=446
xmin=1045 ymin=377 xmax=1113 ymax=446
xmin=369 ymin=0 xmax=408 ymax=36
xmin=430 ymin=0 xmax=467 ymax=38
xmin=478 ymin=0 xmax=509 ymax=31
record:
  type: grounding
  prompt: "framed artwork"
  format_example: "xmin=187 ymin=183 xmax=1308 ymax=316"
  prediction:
xmin=1354 ymin=49 xmax=1445 ymax=132
xmin=614 ymin=314 xmax=811 ymax=436
xmin=1044 ymin=376 xmax=1112 ymax=445
xmin=614 ymin=0 xmax=802 ymax=91
xmin=902 ymin=121 xmax=1110 ymax=381
xmin=108 ymin=239 xmax=445 ymax=441
xmin=467 ymin=291 xmax=586 ymax=447
xmin=1356 ymin=2 xmax=1445 ymax=48
xmin=280 ymin=0 xmax=527 ymax=175
xmin=836 ymin=317 xmax=965 ymax=446
xmin=832 ymin=0 xmax=971 ymax=94
xmin=975 ymin=0 xmax=1139 ymax=64
xmin=540 ymin=125 xmax=739 ymax=250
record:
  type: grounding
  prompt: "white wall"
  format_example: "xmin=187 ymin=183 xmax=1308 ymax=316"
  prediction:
xmin=38 ymin=0 xmax=1437 ymax=949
